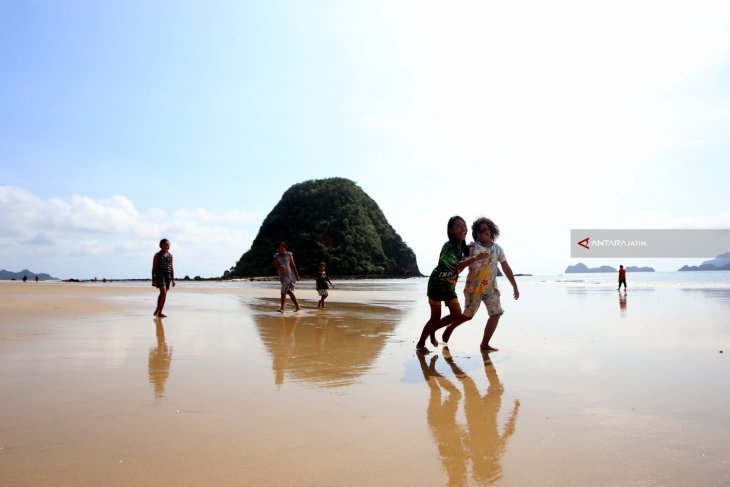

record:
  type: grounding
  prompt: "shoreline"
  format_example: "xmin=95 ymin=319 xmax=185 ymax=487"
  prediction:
xmin=3 ymin=268 xmax=728 ymax=283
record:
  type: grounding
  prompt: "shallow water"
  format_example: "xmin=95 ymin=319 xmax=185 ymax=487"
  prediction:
xmin=1 ymin=276 xmax=729 ymax=485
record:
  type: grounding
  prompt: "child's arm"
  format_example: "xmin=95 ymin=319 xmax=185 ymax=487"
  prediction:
xmin=170 ymin=255 xmax=176 ymax=287
xmin=327 ymin=277 xmax=333 ymax=288
xmin=454 ymin=251 xmax=489 ymax=274
xmin=500 ymin=261 xmax=519 ymax=299
xmin=151 ymin=254 xmax=158 ymax=287
xmin=290 ymin=255 xmax=301 ymax=280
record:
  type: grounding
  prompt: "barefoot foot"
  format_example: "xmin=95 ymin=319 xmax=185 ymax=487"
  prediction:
xmin=480 ymin=345 xmax=499 ymax=352
xmin=429 ymin=333 xmax=438 ymax=347
xmin=416 ymin=344 xmax=430 ymax=354
xmin=442 ymin=325 xmax=455 ymax=344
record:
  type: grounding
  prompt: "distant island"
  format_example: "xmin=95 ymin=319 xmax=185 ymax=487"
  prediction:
xmin=565 ymin=263 xmax=655 ymax=274
xmin=0 ymin=269 xmax=58 ymax=281
xmin=677 ymin=252 xmax=730 ymax=271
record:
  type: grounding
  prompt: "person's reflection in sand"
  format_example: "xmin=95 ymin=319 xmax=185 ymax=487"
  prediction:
xmin=418 ymin=349 xmax=520 ymax=486
xmin=619 ymin=293 xmax=627 ymax=316
xmin=315 ymin=317 xmax=333 ymax=352
xmin=148 ymin=317 xmax=172 ymax=399
xmin=418 ymin=353 xmax=468 ymax=485
xmin=253 ymin=301 xmax=398 ymax=388
xmin=273 ymin=314 xmax=300 ymax=386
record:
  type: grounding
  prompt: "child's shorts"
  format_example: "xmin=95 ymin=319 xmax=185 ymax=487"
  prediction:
xmin=154 ymin=276 xmax=171 ymax=289
xmin=427 ymin=278 xmax=457 ymax=303
xmin=463 ymin=289 xmax=504 ymax=318
xmin=318 ymin=288 xmax=329 ymax=297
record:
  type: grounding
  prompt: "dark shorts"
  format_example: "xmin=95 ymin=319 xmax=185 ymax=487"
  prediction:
xmin=154 ymin=276 xmax=171 ymax=289
xmin=427 ymin=278 xmax=457 ymax=302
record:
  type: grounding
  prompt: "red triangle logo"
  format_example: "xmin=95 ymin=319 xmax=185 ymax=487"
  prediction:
xmin=577 ymin=237 xmax=590 ymax=249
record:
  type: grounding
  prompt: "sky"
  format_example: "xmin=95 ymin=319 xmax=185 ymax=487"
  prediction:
xmin=1 ymin=0 xmax=729 ymax=280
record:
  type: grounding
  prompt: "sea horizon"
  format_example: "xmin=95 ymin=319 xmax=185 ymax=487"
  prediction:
xmin=37 ymin=269 xmax=730 ymax=290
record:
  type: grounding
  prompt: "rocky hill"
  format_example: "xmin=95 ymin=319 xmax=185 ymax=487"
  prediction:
xmin=678 ymin=252 xmax=730 ymax=271
xmin=228 ymin=178 xmax=422 ymax=278
xmin=0 ymin=269 xmax=58 ymax=281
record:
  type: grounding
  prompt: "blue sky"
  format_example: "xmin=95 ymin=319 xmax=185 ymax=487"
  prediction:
xmin=1 ymin=0 xmax=729 ymax=279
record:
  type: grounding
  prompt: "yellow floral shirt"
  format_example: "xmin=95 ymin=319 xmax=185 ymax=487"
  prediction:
xmin=464 ymin=242 xmax=505 ymax=295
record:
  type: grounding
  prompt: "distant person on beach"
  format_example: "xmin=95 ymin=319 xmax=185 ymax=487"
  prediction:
xmin=35 ymin=275 xmax=39 ymax=282
xmin=274 ymin=242 xmax=301 ymax=312
xmin=617 ymin=265 xmax=627 ymax=292
xmin=416 ymin=216 xmax=490 ymax=353
xmin=152 ymin=239 xmax=175 ymax=317
xmin=315 ymin=261 xmax=334 ymax=308
xmin=22 ymin=275 xmax=27 ymax=282
xmin=442 ymin=217 xmax=519 ymax=352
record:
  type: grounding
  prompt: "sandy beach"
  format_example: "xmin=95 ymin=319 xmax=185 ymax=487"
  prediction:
xmin=1 ymin=278 xmax=729 ymax=486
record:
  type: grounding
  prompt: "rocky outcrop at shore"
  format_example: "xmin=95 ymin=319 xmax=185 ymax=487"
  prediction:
xmin=228 ymin=178 xmax=422 ymax=278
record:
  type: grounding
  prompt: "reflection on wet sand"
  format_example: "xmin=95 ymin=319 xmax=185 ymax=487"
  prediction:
xmin=271 ymin=314 xmax=301 ymax=385
xmin=148 ymin=317 xmax=172 ymax=399
xmin=619 ymin=293 xmax=627 ymax=315
xmin=250 ymin=301 xmax=403 ymax=388
xmin=682 ymin=287 xmax=730 ymax=302
xmin=418 ymin=350 xmax=519 ymax=486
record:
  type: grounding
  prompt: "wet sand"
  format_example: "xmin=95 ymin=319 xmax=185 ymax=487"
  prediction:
xmin=1 ymin=280 xmax=729 ymax=485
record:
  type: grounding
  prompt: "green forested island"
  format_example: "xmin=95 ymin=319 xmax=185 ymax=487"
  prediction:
xmin=227 ymin=178 xmax=422 ymax=278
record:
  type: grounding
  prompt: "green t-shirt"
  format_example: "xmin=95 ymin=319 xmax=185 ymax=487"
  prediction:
xmin=427 ymin=241 xmax=464 ymax=300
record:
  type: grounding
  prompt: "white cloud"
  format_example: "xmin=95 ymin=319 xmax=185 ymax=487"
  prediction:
xmin=361 ymin=0 xmax=730 ymax=180
xmin=349 ymin=1 xmax=730 ymax=277
xmin=0 ymin=186 xmax=255 ymax=279
xmin=47 ymin=194 xmax=144 ymax=235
